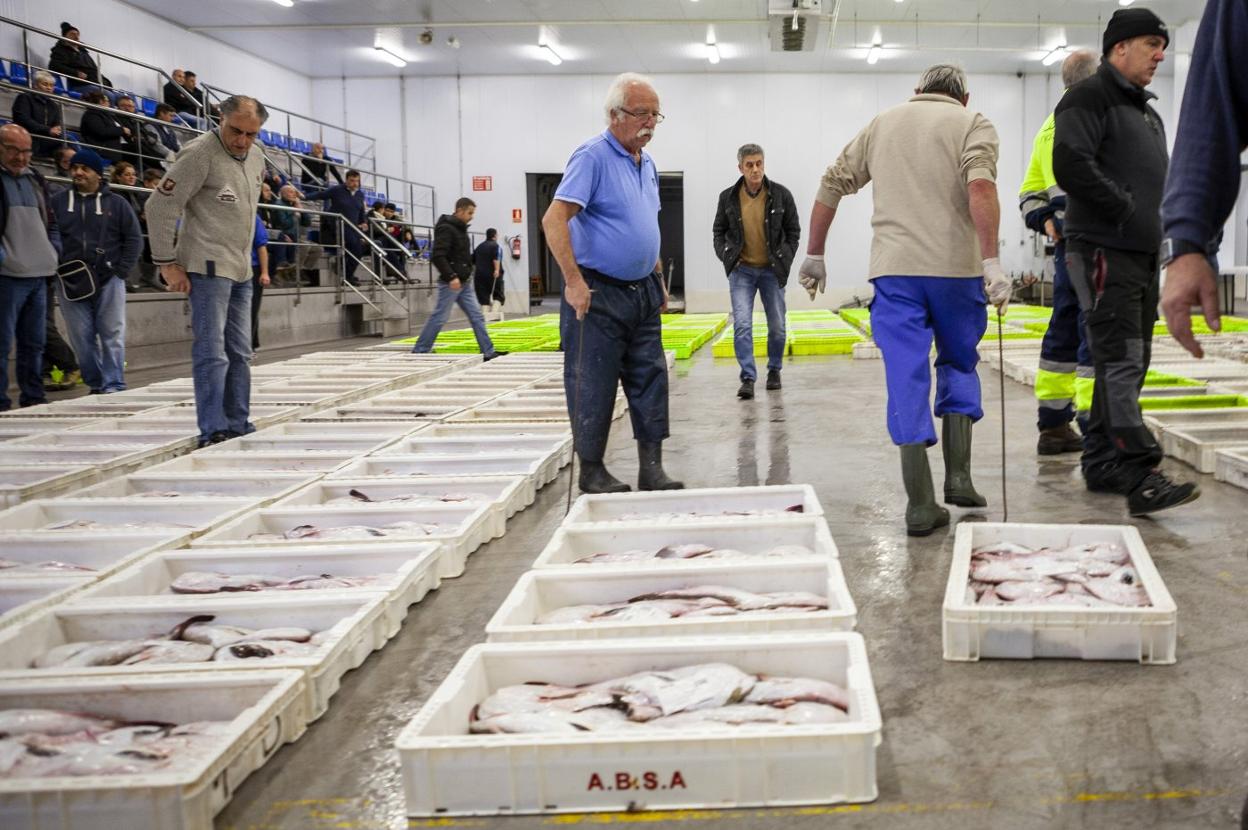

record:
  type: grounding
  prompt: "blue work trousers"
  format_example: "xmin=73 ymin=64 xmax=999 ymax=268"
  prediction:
xmin=411 ymin=279 xmax=497 ymax=356
xmin=871 ymin=276 xmax=988 ymax=446
xmin=729 ymin=264 xmax=786 ymax=381
xmin=561 ymin=269 xmax=669 ymax=462
xmin=1037 ymin=239 xmax=1093 ymax=429
xmin=58 ymin=274 xmax=127 ymax=393
xmin=0 ymin=275 xmax=47 ymax=410
xmin=188 ymin=273 xmax=254 ymax=443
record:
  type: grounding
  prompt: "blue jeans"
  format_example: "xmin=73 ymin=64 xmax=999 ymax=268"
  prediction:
xmin=871 ymin=276 xmax=987 ymax=446
xmin=411 ymin=279 xmax=497 ymax=356
xmin=58 ymin=275 xmax=126 ymax=393
xmin=188 ymin=274 xmax=254 ymax=442
xmin=729 ymin=264 xmax=786 ymax=381
xmin=0 ymin=276 xmax=47 ymax=410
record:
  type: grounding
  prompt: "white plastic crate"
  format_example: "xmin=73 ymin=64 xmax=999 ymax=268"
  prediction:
xmin=565 ymin=485 xmax=823 ymax=525
xmin=1150 ymin=360 xmax=1248 ymax=380
xmin=163 ymin=403 xmax=302 ymax=429
xmin=333 ymin=452 xmax=558 ymax=488
xmin=272 ymin=477 xmax=526 ymax=527
xmin=0 ymin=532 xmax=186 ymax=582
xmin=531 ymin=517 xmax=838 ymax=569
xmin=942 ymin=522 xmax=1177 ymax=664
xmin=1143 ymin=406 xmax=1248 ymax=436
xmin=416 ymin=421 xmax=570 ymax=440
xmin=0 ymin=594 xmax=390 ymax=720
xmin=486 ymin=559 xmax=856 ymax=642
xmin=145 ymin=451 xmax=356 ymax=474
xmin=247 ymin=421 xmax=420 ymax=440
xmin=198 ymin=433 xmax=401 ymax=454
xmin=396 ymin=633 xmax=881 ymax=816
xmin=0 ymin=417 xmax=102 ymax=441
xmin=0 ymin=465 xmax=98 ymax=508
xmin=0 ymin=577 xmax=86 ymax=628
xmin=1214 ymin=447 xmax=1248 ymax=490
xmin=301 ymin=403 xmax=463 ymax=422
xmin=68 ymin=472 xmax=317 ymax=503
xmin=1161 ymin=424 xmax=1248 ymax=473
xmin=254 ymin=379 xmax=390 ymax=405
xmin=43 ymin=399 xmax=166 ymax=416
xmin=450 ymin=405 xmax=570 ymax=423
xmin=192 ymin=502 xmax=496 ymax=578
xmin=311 ymin=474 xmax=534 ymax=519
xmin=0 ymin=443 xmax=180 ymax=476
xmin=376 ymin=435 xmax=573 ymax=470
xmin=0 ymin=498 xmax=258 ymax=538
xmin=69 ymin=541 xmax=442 ymax=633
xmin=0 ymin=671 xmax=305 ymax=830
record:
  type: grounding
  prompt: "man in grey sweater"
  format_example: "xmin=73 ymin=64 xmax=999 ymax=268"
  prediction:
xmin=147 ymin=95 xmax=268 ymax=447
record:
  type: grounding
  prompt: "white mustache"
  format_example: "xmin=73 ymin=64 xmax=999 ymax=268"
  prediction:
xmin=638 ymin=128 xmax=654 ymax=138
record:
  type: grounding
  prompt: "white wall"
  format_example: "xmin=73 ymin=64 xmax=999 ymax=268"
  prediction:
xmin=0 ymin=0 xmax=311 ymax=117
xmin=313 ymin=68 xmax=1182 ymax=313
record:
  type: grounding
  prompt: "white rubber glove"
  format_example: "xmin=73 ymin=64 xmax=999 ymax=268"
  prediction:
xmin=983 ymin=257 xmax=1011 ymax=316
xmin=798 ymin=255 xmax=827 ymax=301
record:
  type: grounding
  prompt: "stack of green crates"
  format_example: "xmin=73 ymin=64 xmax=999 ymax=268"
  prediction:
xmin=787 ymin=309 xmax=863 ymax=355
xmin=661 ymin=313 xmax=730 ymax=359
xmin=711 ymin=312 xmax=791 ymax=358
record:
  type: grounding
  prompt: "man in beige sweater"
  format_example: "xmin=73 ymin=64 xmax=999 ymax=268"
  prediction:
xmin=799 ymin=65 xmax=1010 ymax=537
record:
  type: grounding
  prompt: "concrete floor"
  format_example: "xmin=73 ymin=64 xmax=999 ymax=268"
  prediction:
xmin=209 ymin=346 xmax=1248 ymax=830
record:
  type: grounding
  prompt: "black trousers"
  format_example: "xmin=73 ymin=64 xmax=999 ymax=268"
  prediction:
xmin=560 ymin=268 xmax=669 ymax=463
xmin=1066 ymin=240 xmax=1163 ymax=486
xmin=43 ymin=277 xmax=79 ymax=375
xmin=251 ymin=266 xmax=264 ymax=350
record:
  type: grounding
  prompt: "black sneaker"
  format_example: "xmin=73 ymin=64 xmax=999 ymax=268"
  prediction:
xmin=737 ymin=380 xmax=755 ymax=400
xmin=198 ymin=430 xmax=233 ymax=449
xmin=766 ymin=369 xmax=781 ymax=391
xmin=1084 ymin=461 xmax=1134 ymax=495
xmin=484 ymin=350 xmax=509 ymax=362
xmin=1127 ymin=470 xmax=1200 ymax=516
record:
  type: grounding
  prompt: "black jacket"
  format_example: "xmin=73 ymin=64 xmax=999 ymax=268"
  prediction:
xmin=430 ymin=213 xmax=472 ymax=282
xmin=48 ymin=41 xmax=99 ymax=86
xmin=162 ymin=80 xmax=199 ymax=113
xmin=712 ymin=176 xmax=801 ymax=285
xmin=301 ymin=157 xmax=344 ymax=187
xmin=79 ymin=109 xmax=131 ymax=156
xmin=1053 ymin=62 xmax=1169 ymax=253
xmin=12 ymin=93 xmax=62 ymax=155
xmin=51 ymin=183 xmax=143 ymax=280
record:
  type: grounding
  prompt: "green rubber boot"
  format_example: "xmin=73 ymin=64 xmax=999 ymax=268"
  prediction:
xmin=900 ymin=444 xmax=950 ymax=537
xmin=942 ymin=414 xmax=987 ymax=507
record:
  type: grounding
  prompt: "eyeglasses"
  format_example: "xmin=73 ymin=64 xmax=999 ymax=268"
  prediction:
xmin=0 ymin=145 xmax=33 ymax=156
xmin=618 ymin=108 xmax=665 ymax=124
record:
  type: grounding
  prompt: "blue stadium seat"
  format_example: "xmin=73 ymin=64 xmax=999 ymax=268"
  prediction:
xmin=52 ymin=75 xmax=66 ymax=93
xmin=140 ymin=97 xmax=156 ymax=117
xmin=9 ymin=62 xmax=28 ymax=86
xmin=274 ymin=134 xmax=288 ymax=150
xmin=65 ymin=90 xmax=81 ymax=100
xmin=0 ymin=61 xmax=9 ymax=82
xmin=259 ymin=130 xmax=273 ymax=145
xmin=295 ymin=139 xmax=311 ymax=154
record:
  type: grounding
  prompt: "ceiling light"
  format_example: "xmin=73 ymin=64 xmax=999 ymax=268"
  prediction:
xmin=706 ymin=40 xmax=721 ymax=64
xmin=374 ymin=46 xmax=407 ymax=67
xmin=1041 ymin=44 xmax=1068 ymax=66
xmin=270 ymin=0 xmax=293 ymax=6
xmin=1118 ymin=0 xmax=1135 ymax=5
xmin=867 ymin=42 xmax=882 ymax=64
xmin=540 ymin=43 xmax=563 ymax=65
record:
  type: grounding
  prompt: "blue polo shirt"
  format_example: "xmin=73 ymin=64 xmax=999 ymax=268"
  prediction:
xmin=250 ymin=214 xmax=268 ymax=268
xmin=554 ymin=130 xmax=660 ymax=281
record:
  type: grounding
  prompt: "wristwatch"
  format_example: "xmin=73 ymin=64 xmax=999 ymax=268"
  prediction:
xmin=1160 ymin=237 xmax=1206 ymax=267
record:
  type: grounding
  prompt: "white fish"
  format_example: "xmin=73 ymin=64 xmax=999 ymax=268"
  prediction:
xmin=212 ymin=639 xmax=320 ymax=661
xmin=170 ymin=572 xmax=287 ymax=594
xmin=120 ymin=641 xmax=216 ymax=665
xmin=0 ymin=710 xmax=115 ymax=738
xmin=33 ymin=641 xmax=150 ymax=669
xmin=993 ymin=580 xmax=1065 ymax=603
xmin=1084 ymin=565 xmax=1149 ymax=607
xmin=745 ymin=677 xmax=849 ymax=711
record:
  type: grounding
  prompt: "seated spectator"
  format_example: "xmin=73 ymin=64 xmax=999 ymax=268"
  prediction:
xmin=300 ymin=142 xmax=343 ymax=188
xmin=181 ymin=71 xmax=220 ymax=120
xmin=152 ymin=104 xmax=183 ymax=157
xmin=12 ymin=72 xmax=64 ymax=157
xmin=162 ymin=69 xmax=198 ymax=115
xmin=47 ymin=146 xmax=75 ymax=194
xmin=50 ymin=148 xmax=142 ymax=394
xmin=48 ymin=22 xmax=105 ymax=91
xmin=131 ymin=168 xmax=163 ymax=291
xmin=110 ymin=161 xmax=144 ymax=215
xmin=278 ymin=184 xmax=313 ymax=285
xmin=79 ymin=91 xmax=134 ymax=165
xmin=115 ymin=96 xmax=168 ymax=171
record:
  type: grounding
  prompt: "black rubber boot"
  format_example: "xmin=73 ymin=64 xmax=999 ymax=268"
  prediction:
xmin=900 ymin=443 xmax=950 ymax=537
xmin=578 ymin=459 xmax=630 ymax=494
xmin=942 ymin=414 xmax=987 ymax=508
xmin=737 ymin=380 xmax=754 ymax=400
xmin=638 ymin=441 xmax=684 ymax=491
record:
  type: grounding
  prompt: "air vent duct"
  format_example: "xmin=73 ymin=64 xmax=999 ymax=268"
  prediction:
xmin=768 ymin=0 xmax=822 ymax=52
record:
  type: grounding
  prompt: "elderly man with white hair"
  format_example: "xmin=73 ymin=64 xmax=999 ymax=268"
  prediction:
xmin=542 ymin=72 xmax=683 ymax=494
xmin=799 ymin=64 xmax=1006 ymax=537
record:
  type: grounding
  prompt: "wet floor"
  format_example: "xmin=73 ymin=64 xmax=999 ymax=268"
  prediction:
xmin=214 ymin=345 xmax=1248 ymax=830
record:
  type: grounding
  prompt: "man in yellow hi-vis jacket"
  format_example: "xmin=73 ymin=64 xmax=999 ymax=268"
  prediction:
xmin=1018 ymin=49 xmax=1097 ymax=455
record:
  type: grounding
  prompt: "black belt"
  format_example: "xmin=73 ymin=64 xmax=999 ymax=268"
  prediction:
xmin=579 ymin=265 xmax=656 ymax=288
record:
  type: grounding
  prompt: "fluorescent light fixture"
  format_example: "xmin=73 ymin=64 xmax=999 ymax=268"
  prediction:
xmin=374 ymin=46 xmax=407 ymax=67
xmin=866 ymin=43 xmax=882 ymax=64
xmin=1041 ymin=44 xmax=1068 ymax=66
xmin=706 ymin=40 xmax=720 ymax=64
xmin=1118 ymin=0 xmax=1135 ymax=5
xmin=540 ymin=43 xmax=563 ymax=65
xmin=270 ymin=0 xmax=294 ymax=6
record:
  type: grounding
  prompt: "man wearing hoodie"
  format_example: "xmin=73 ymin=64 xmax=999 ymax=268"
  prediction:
xmin=50 ymin=149 xmax=141 ymax=394
xmin=410 ymin=197 xmax=503 ymax=359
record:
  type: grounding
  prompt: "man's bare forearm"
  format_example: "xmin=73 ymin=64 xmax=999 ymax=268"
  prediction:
xmin=968 ymin=178 xmax=1000 ymax=260
xmin=541 ymin=202 xmax=584 ymax=286
xmin=806 ymin=201 xmax=837 ymax=256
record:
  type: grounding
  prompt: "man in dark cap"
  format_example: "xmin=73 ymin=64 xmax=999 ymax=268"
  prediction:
xmin=48 ymin=23 xmax=102 ymax=92
xmin=1053 ymin=7 xmax=1199 ymax=516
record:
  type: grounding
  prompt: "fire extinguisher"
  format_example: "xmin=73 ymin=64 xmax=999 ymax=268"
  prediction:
xmin=509 ymin=235 xmax=522 ymax=260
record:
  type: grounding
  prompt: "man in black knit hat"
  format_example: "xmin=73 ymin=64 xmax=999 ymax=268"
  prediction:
xmin=1053 ymin=7 xmax=1199 ymax=516
xmin=48 ymin=23 xmax=101 ymax=92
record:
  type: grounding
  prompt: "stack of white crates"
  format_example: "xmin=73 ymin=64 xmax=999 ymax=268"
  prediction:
xmin=396 ymin=483 xmax=884 ymax=817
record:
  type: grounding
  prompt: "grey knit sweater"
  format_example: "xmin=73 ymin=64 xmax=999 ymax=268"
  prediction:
xmin=147 ymin=131 xmax=264 ymax=282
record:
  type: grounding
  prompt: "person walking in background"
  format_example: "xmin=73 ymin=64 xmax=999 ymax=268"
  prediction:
xmin=542 ymin=72 xmax=683 ymax=494
xmin=1018 ymin=50 xmax=1099 ymax=455
xmin=147 ymin=95 xmax=267 ymax=447
xmin=799 ymin=64 xmax=1006 ymax=536
xmin=250 ymin=213 xmax=269 ymax=353
xmin=0 ymin=124 xmax=60 ymax=411
xmin=49 ymin=149 xmax=141 ymax=394
xmin=1053 ymin=7 xmax=1199 ymax=515
xmin=410 ymin=197 xmax=505 ymax=360
xmin=713 ymin=142 xmax=800 ymax=401
xmin=473 ymin=227 xmax=505 ymax=311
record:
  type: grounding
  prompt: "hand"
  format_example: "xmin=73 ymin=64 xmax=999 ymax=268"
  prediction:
xmin=983 ymin=257 xmax=1011 ymax=316
xmin=659 ymin=280 xmax=670 ymax=314
xmin=76 ymin=71 xmax=86 ymax=79
xmin=259 ymin=272 xmax=271 ymax=287
xmin=122 ymin=128 xmax=131 ymax=138
xmin=564 ymin=278 xmax=591 ymax=320
xmin=449 ymin=278 xmax=461 ymax=292
xmin=1044 ymin=217 xmax=1060 ymax=242
xmin=50 ymin=126 xmax=62 ymax=136
xmin=1161 ymin=253 xmax=1220 ymax=358
xmin=798 ymin=256 xmax=826 ymax=301
xmin=161 ymin=263 xmax=190 ymax=294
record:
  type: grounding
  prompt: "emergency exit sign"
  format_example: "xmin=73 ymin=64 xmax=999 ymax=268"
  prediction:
xmin=472 ymin=176 xmax=492 ymax=191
